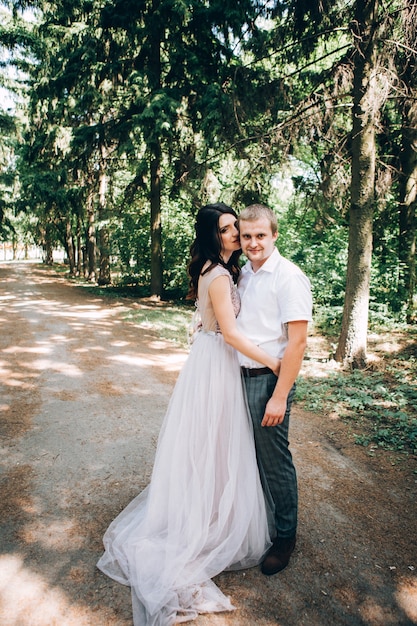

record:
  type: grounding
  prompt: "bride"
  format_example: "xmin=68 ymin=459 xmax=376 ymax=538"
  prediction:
xmin=97 ymin=203 xmax=279 ymax=625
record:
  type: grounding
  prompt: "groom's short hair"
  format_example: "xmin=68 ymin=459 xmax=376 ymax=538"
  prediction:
xmin=238 ymin=204 xmax=278 ymax=235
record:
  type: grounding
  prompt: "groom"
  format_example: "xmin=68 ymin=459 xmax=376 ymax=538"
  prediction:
xmin=237 ymin=204 xmax=312 ymax=576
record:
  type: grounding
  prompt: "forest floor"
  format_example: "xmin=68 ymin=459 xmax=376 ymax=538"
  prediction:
xmin=0 ymin=261 xmax=416 ymax=626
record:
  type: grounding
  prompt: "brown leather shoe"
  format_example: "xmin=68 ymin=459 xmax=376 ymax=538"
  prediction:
xmin=261 ymin=535 xmax=296 ymax=576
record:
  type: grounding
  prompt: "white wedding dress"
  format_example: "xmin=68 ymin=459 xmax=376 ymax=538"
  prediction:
xmin=97 ymin=265 xmax=271 ymax=625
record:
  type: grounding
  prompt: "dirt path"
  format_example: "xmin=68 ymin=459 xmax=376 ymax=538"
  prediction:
xmin=0 ymin=261 xmax=416 ymax=626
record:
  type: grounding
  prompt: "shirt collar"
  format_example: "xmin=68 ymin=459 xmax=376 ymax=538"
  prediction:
xmin=242 ymin=247 xmax=280 ymax=275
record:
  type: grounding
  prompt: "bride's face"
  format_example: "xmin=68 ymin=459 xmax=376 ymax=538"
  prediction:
xmin=219 ymin=214 xmax=240 ymax=261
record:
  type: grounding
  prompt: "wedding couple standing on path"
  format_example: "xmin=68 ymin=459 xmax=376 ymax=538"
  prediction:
xmin=97 ymin=203 xmax=313 ymax=625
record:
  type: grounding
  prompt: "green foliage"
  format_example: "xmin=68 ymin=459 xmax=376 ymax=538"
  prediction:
xmin=2 ymin=0 xmax=416 ymax=327
xmin=272 ymin=151 xmax=412 ymax=329
xmin=108 ymin=191 xmax=195 ymax=296
xmin=111 ymin=203 xmax=152 ymax=286
xmin=161 ymin=200 xmax=195 ymax=296
xmin=296 ymin=344 xmax=417 ymax=454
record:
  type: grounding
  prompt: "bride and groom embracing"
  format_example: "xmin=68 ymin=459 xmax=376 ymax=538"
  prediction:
xmin=97 ymin=202 xmax=313 ymax=626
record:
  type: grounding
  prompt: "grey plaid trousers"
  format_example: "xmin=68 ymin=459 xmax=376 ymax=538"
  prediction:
xmin=243 ymin=373 xmax=297 ymax=539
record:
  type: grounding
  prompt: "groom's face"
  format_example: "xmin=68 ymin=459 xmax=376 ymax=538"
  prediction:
xmin=239 ymin=217 xmax=278 ymax=271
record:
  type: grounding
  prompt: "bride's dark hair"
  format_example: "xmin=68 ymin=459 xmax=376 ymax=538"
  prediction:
xmin=187 ymin=203 xmax=241 ymax=300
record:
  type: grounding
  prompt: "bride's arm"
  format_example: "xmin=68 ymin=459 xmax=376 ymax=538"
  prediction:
xmin=209 ymin=275 xmax=280 ymax=374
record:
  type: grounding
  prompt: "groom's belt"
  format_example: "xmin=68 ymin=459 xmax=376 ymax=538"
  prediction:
xmin=241 ymin=366 xmax=274 ymax=378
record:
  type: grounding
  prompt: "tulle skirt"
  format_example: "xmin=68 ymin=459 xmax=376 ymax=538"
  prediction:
xmin=97 ymin=330 xmax=271 ymax=625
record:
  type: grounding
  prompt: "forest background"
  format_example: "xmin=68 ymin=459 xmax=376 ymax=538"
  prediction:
xmin=0 ymin=0 xmax=416 ymax=457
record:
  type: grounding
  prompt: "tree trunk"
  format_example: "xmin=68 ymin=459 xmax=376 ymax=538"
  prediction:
xmin=335 ymin=0 xmax=378 ymax=367
xmin=149 ymin=0 xmax=163 ymax=298
xmin=12 ymin=233 xmax=17 ymax=261
xmin=44 ymin=242 xmax=53 ymax=265
xmin=150 ymin=144 xmax=163 ymax=297
xmin=97 ymin=143 xmax=111 ymax=286
xmin=86 ymin=189 xmax=96 ymax=282
xmin=398 ymin=80 xmax=417 ymax=323
xmin=65 ymin=219 xmax=76 ymax=276
xmin=43 ymin=222 xmax=54 ymax=265
xmin=98 ymin=225 xmax=111 ymax=285
xmin=76 ymin=213 xmax=82 ymax=277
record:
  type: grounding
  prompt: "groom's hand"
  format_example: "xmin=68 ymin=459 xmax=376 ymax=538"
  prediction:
xmin=261 ymin=396 xmax=286 ymax=427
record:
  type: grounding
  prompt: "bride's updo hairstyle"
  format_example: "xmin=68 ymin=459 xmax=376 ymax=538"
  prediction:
xmin=187 ymin=203 xmax=241 ymax=300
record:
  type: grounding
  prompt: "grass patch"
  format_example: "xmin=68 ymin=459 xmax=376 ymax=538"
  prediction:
xmin=66 ymin=271 xmax=195 ymax=346
xmin=123 ymin=305 xmax=194 ymax=347
xmin=296 ymin=349 xmax=417 ymax=455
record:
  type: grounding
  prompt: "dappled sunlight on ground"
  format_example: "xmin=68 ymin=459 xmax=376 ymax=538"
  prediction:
xmin=19 ymin=518 xmax=85 ymax=552
xmin=0 ymin=555 xmax=113 ymax=625
xmin=31 ymin=359 xmax=84 ymax=377
xmin=396 ymin=577 xmax=417 ymax=623
xmin=109 ymin=349 xmax=186 ymax=373
xmin=0 ymin=365 xmax=39 ymax=389
xmin=108 ymin=353 xmax=163 ymax=368
xmin=360 ymin=596 xmax=396 ymax=624
xmin=4 ymin=344 xmax=51 ymax=355
xmin=368 ymin=332 xmax=405 ymax=355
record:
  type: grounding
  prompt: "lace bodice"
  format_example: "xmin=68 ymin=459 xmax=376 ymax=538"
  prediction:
xmin=197 ymin=264 xmax=240 ymax=333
